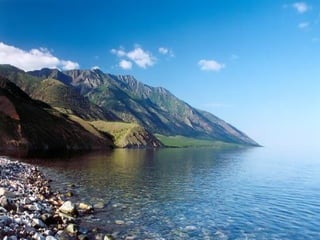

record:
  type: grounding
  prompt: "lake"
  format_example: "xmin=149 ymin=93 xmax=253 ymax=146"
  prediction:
xmin=24 ymin=147 xmax=320 ymax=239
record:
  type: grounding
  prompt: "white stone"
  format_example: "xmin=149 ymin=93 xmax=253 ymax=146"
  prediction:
xmin=58 ymin=201 xmax=77 ymax=216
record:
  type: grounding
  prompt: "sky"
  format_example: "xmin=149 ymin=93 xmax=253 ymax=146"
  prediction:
xmin=0 ymin=0 xmax=320 ymax=150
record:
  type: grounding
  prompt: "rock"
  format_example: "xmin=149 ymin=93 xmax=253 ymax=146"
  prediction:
xmin=78 ymin=202 xmax=93 ymax=211
xmin=79 ymin=226 xmax=89 ymax=234
xmin=4 ymin=236 xmax=18 ymax=240
xmin=65 ymin=191 xmax=73 ymax=197
xmin=0 ymin=158 xmax=112 ymax=239
xmin=93 ymin=202 xmax=105 ymax=209
xmin=104 ymin=235 xmax=115 ymax=240
xmin=0 ymin=196 xmax=16 ymax=211
xmin=46 ymin=236 xmax=58 ymax=240
xmin=0 ymin=215 xmax=12 ymax=225
xmin=0 ymin=206 xmax=7 ymax=213
xmin=65 ymin=223 xmax=78 ymax=234
xmin=185 ymin=225 xmax=197 ymax=231
xmin=115 ymin=220 xmax=125 ymax=225
xmin=58 ymin=201 xmax=77 ymax=216
xmin=55 ymin=230 xmax=71 ymax=240
xmin=33 ymin=232 xmax=46 ymax=240
xmin=58 ymin=212 xmax=76 ymax=222
xmin=125 ymin=236 xmax=136 ymax=240
xmin=78 ymin=234 xmax=89 ymax=240
xmin=32 ymin=218 xmax=47 ymax=228
xmin=44 ymin=229 xmax=54 ymax=236
xmin=0 ymin=187 xmax=7 ymax=196
xmin=94 ymin=233 xmax=106 ymax=240
xmin=41 ymin=213 xmax=55 ymax=225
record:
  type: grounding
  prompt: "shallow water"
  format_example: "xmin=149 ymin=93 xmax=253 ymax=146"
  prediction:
xmin=23 ymin=147 xmax=320 ymax=239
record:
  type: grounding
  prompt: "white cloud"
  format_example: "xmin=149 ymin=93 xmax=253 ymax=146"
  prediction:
xmin=61 ymin=60 xmax=79 ymax=70
xmin=119 ymin=59 xmax=132 ymax=70
xmin=111 ymin=46 xmax=155 ymax=69
xmin=110 ymin=48 xmax=126 ymax=57
xmin=158 ymin=47 xmax=174 ymax=57
xmin=292 ymin=2 xmax=309 ymax=14
xmin=127 ymin=47 xmax=155 ymax=68
xmin=298 ymin=21 xmax=309 ymax=29
xmin=0 ymin=42 xmax=79 ymax=71
xmin=198 ymin=59 xmax=225 ymax=72
xmin=158 ymin=47 xmax=169 ymax=55
xmin=91 ymin=66 xmax=100 ymax=70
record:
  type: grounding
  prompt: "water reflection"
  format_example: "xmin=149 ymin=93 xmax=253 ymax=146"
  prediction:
xmin=21 ymin=147 xmax=320 ymax=239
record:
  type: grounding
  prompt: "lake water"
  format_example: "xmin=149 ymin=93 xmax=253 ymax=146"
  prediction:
xmin=24 ymin=147 xmax=320 ymax=239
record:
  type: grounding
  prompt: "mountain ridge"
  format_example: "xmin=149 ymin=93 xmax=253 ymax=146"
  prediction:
xmin=27 ymin=66 xmax=258 ymax=146
xmin=0 ymin=76 xmax=115 ymax=157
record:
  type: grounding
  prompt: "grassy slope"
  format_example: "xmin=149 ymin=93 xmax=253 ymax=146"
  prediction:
xmin=155 ymin=134 xmax=243 ymax=149
xmin=90 ymin=121 xmax=140 ymax=147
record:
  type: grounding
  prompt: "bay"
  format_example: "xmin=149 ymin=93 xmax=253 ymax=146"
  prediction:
xmin=24 ymin=147 xmax=320 ymax=239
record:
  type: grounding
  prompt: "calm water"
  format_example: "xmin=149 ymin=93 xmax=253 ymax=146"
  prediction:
xmin=24 ymin=147 xmax=320 ymax=239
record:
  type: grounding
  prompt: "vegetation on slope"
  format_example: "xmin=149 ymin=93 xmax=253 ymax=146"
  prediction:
xmin=0 ymin=77 xmax=114 ymax=157
xmin=91 ymin=121 xmax=163 ymax=148
xmin=155 ymin=134 xmax=243 ymax=149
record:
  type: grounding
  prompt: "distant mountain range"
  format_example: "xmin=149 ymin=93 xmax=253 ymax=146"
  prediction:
xmin=0 ymin=64 xmax=258 ymax=156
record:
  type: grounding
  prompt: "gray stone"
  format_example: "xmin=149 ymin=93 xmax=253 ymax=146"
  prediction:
xmin=0 ymin=215 xmax=12 ymax=225
xmin=78 ymin=234 xmax=89 ymax=240
xmin=93 ymin=202 xmax=105 ymax=209
xmin=58 ymin=201 xmax=77 ymax=216
xmin=55 ymin=230 xmax=70 ymax=240
xmin=115 ymin=220 xmax=125 ymax=225
xmin=0 ymin=206 xmax=7 ymax=213
xmin=33 ymin=232 xmax=46 ymax=240
xmin=185 ymin=225 xmax=197 ymax=231
xmin=0 ymin=196 xmax=16 ymax=211
xmin=46 ymin=236 xmax=58 ymax=240
xmin=32 ymin=218 xmax=47 ymax=228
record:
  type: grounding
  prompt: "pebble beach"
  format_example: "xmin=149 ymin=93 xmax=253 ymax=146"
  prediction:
xmin=0 ymin=157 xmax=112 ymax=240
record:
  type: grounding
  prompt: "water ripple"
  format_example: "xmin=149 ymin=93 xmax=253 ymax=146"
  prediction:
xmin=24 ymin=148 xmax=320 ymax=239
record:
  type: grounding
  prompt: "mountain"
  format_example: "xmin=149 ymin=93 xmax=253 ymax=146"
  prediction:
xmin=0 ymin=65 xmax=117 ymax=121
xmin=0 ymin=64 xmax=259 ymax=147
xmin=0 ymin=76 xmax=114 ymax=157
xmin=59 ymin=69 xmax=259 ymax=146
xmin=0 ymin=65 xmax=164 ymax=151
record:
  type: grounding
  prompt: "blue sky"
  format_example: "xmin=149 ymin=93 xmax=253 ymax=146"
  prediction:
xmin=0 ymin=0 xmax=320 ymax=150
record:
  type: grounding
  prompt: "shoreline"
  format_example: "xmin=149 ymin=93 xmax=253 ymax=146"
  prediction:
xmin=0 ymin=157 xmax=112 ymax=240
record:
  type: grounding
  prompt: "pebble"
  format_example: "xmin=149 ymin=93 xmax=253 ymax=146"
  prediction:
xmin=58 ymin=201 xmax=77 ymax=216
xmin=93 ymin=202 xmax=105 ymax=209
xmin=0 ymin=157 xmax=113 ymax=240
xmin=115 ymin=220 xmax=125 ymax=225
xmin=185 ymin=225 xmax=197 ymax=231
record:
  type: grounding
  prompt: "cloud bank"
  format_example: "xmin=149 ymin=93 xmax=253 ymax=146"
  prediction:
xmin=198 ymin=59 xmax=225 ymax=72
xmin=0 ymin=42 xmax=79 ymax=71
